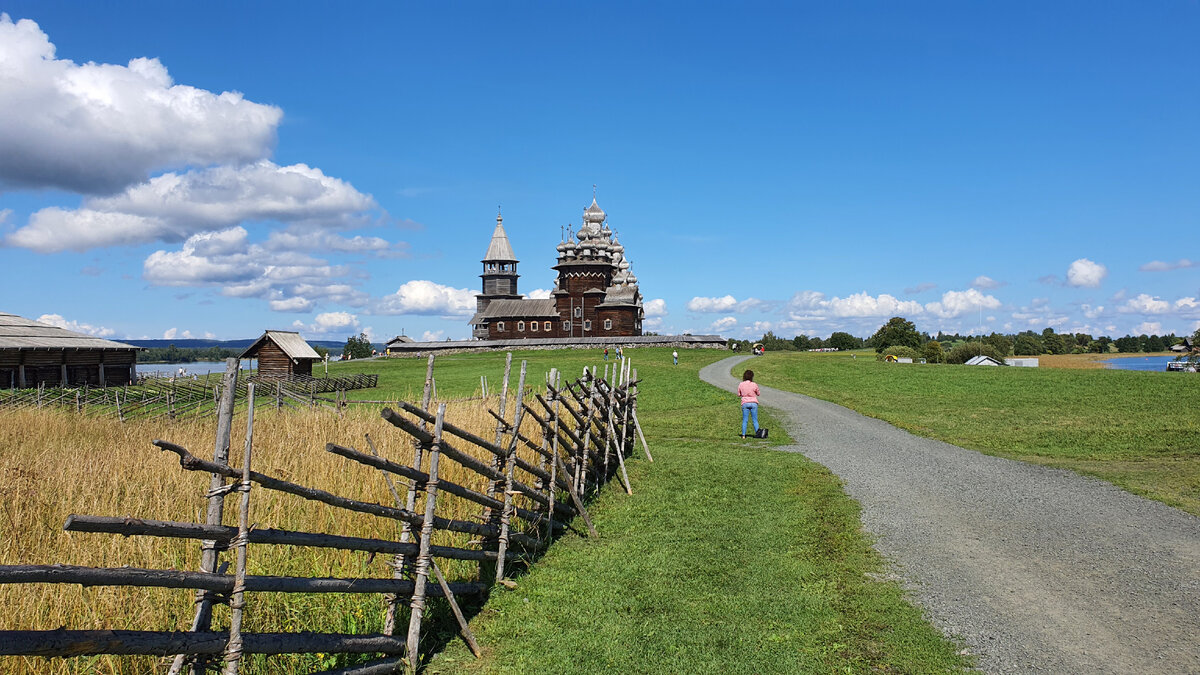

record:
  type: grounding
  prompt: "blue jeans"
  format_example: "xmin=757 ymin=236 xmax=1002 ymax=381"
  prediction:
xmin=741 ymin=402 xmax=759 ymax=436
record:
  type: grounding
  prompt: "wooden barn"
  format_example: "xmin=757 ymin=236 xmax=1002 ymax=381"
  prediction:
xmin=240 ymin=330 xmax=321 ymax=378
xmin=0 ymin=311 xmax=140 ymax=388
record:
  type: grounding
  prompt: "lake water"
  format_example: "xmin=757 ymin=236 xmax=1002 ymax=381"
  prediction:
xmin=138 ymin=361 xmax=249 ymax=376
xmin=1103 ymin=355 xmax=1190 ymax=371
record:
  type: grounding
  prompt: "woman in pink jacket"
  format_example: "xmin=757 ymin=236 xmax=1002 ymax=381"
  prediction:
xmin=737 ymin=369 xmax=760 ymax=439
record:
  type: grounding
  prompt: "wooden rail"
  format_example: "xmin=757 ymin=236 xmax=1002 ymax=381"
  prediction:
xmin=1 ymin=353 xmax=649 ymax=674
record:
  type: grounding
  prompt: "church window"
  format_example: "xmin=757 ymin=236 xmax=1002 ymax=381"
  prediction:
xmin=574 ymin=307 xmax=582 ymax=318
xmin=563 ymin=321 xmax=572 ymax=332
xmin=604 ymin=319 xmax=613 ymax=330
xmin=544 ymin=321 xmax=551 ymax=331
xmin=530 ymin=321 xmax=538 ymax=332
xmin=518 ymin=321 xmax=525 ymax=332
xmin=584 ymin=320 xmax=592 ymax=331
xmin=497 ymin=322 xmax=505 ymax=332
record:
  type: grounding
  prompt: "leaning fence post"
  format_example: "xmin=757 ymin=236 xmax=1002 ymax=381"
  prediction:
xmin=223 ymin=382 xmax=256 ymax=675
xmin=169 ymin=357 xmax=239 ymax=675
xmin=384 ymin=354 xmax=435 ymax=635
xmin=366 ymin=429 xmax=481 ymax=659
xmin=480 ymin=352 xmax=512 ymax=578
xmin=495 ymin=361 xmax=527 ymax=583
xmin=405 ymin=403 xmax=446 ymax=675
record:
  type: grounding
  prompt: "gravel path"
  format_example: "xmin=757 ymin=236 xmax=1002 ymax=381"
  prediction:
xmin=702 ymin=356 xmax=1200 ymax=674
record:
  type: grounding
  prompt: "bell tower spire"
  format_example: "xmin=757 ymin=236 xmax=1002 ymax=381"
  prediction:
xmin=473 ymin=210 xmax=522 ymax=338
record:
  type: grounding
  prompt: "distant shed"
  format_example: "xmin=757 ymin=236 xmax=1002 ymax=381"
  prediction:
xmin=240 ymin=330 xmax=321 ymax=378
xmin=965 ymin=355 xmax=1005 ymax=366
xmin=0 ymin=311 xmax=140 ymax=388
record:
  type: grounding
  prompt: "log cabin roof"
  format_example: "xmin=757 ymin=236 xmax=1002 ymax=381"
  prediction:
xmin=239 ymin=330 xmax=321 ymax=361
xmin=0 ymin=311 xmax=140 ymax=351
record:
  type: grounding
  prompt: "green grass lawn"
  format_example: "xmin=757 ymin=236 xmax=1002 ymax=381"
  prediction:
xmin=749 ymin=350 xmax=1200 ymax=515
xmin=342 ymin=348 xmax=969 ymax=673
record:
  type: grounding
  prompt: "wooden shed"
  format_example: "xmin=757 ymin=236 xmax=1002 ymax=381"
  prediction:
xmin=0 ymin=311 xmax=140 ymax=388
xmin=240 ymin=330 xmax=321 ymax=378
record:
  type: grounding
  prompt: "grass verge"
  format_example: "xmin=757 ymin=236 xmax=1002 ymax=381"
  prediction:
xmin=749 ymin=350 xmax=1200 ymax=515
xmin=430 ymin=348 xmax=968 ymax=673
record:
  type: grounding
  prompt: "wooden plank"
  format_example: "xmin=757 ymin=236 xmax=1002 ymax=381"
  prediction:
xmin=0 ymin=630 xmax=409 ymax=657
xmin=63 ymin=515 xmax=518 ymax=562
xmin=0 ymin=564 xmax=487 ymax=596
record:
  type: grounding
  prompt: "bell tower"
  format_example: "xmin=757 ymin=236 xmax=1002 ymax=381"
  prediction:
xmin=474 ymin=210 xmax=521 ymax=338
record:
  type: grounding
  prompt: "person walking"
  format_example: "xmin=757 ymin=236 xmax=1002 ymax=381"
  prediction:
xmin=604 ymin=347 xmax=609 ymax=361
xmin=738 ymin=369 xmax=760 ymax=439
xmin=672 ymin=349 xmax=678 ymax=366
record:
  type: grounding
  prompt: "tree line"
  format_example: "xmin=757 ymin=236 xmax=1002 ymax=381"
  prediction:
xmin=732 ymin=317 xmax=1197 ymax=365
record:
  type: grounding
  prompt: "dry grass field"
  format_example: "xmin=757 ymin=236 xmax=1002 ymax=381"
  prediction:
xmin=0 ymin=396 xmax=550 ymax=674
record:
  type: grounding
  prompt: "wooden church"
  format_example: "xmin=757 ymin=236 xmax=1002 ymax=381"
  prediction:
xmin=469 ymin=197 xmax=645 ymax=340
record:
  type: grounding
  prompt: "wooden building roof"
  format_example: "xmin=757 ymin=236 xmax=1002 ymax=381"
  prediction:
xmin=239 ymin=330 xmax=321 ymax=361
xmin=469 ymin=299 xmax=560 ymax=325
xmin=0 ymin=312 xmax=139 ymax=351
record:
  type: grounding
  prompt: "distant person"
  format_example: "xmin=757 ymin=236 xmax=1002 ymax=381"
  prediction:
xmin=604 ymin=347 xmax=609 ymax=361
xmin=738 ymin=369 xmax=760 ymax=439
xmin=616 ymin=346 xmax=623 ymax=360
xmin=672 ymin=349 xmax=678 ymax=365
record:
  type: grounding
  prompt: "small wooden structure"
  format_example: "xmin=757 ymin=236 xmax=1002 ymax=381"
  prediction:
xmin=0 ymin=311 xmax=139 ymax=388
xmin=239 ymin=330 xmax=320 ymax=378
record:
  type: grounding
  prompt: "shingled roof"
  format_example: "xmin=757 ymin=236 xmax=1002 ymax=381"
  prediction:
xmin=0 ymin=312 xmax=139 ymax=351
xmin=239 ymin=330 xmax=321 ymax=361
xmin=469 ymin=298 xmax=559 ymax=325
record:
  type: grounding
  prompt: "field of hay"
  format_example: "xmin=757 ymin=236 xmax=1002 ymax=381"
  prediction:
xmin=0 ymin=392 xmax=551 ymax=674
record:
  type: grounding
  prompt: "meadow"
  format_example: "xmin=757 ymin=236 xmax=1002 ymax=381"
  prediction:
xmin=750 ymin=350 xmax=1200 ymax=515
xmin=1 ymin=347 xmax=970 ymax=674
xmin=0 ymin=365 xmax=561 ymax=674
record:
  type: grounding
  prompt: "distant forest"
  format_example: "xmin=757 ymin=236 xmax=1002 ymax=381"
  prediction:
xmin=136 ymin=345 xmax=245 ymax=363
xmin=731 ymin=320 xmax=1196 ymax=358
xmin=136 ymin=343 xmax=333 ymax=363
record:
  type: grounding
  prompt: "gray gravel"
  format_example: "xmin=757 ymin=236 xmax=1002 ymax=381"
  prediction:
xmin=702 ymin=356 xmax=1200 ymax=674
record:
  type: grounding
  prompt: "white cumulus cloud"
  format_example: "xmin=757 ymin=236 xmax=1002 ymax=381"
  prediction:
xmin=293 ymin=312 xmax=362 ymax=338
xmin=0 ymin=14 xmax=281 ymax=194
xmin=643 ymin=298 xmax=668 ymax=317
xmin=1118 ymin=293 xmax=1170 ymax=314
xmin=8 ymin=161 xmax=377 ymax=252
xmin=709 ymin=316 xmax=738 ymax=332
xmin=687 ymin=295 xmax=763 ymax=313
xmin=269 ymin=296 xmax=315 ymax=313
xmin=376 ymin=280 xmax=476 ymax=316
xmin=36 ymin=313 xmax=114 ymax=337
xmin=1066 ymin=258 xmax=1107 ymax=288
xmin=925 ymin=289 xmax=1002 ymax=319
xmin=527 ymin=288 xmax=552 ymax=299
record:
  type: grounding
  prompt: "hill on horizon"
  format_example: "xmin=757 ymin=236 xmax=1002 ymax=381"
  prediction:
xmin=123 ymin=338 xmax=383 ymax=352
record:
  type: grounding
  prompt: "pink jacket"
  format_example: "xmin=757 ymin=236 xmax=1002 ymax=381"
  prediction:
xmin=737 ymin=380 xmax=759 ymax=404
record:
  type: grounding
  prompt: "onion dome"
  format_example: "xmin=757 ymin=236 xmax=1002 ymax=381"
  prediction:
xmin=583 ymin=197 xmax=606 ymax=224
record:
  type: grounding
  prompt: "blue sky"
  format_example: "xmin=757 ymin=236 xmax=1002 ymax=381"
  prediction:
xmin=1 ymin=3 xmax=1197 ymax=344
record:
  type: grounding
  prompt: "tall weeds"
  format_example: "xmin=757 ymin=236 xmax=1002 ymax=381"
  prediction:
xmin=0 ymin=395 xmax=554 ymax=674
